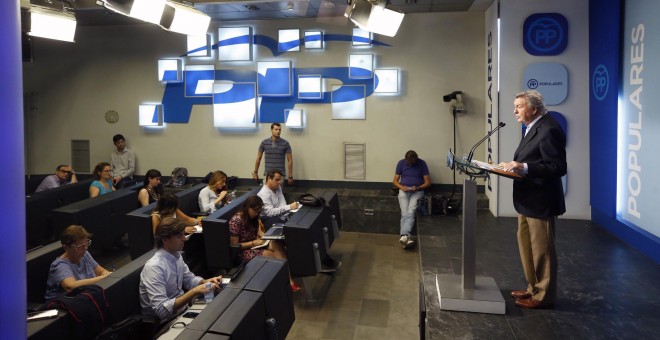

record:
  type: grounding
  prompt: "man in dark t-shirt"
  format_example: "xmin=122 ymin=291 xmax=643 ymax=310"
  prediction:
xmin=252 ymin=123 xmax=294 ymax=185
xmin=393 ymin=150 xmax=431 ymax=249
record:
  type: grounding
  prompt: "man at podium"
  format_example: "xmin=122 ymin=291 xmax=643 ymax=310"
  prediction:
xmin=499 ymin=90 xmax=567 ymax=309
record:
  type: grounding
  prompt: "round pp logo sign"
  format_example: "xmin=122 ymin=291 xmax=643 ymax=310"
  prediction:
xmin=592 ymin=64 xmax=609 ymax=101
xmin=523 ymin=13 xmax=568 ymax=56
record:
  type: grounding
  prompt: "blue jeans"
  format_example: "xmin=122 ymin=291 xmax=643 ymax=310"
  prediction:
xmin=398 ymin=190 xmax=423 ymax=236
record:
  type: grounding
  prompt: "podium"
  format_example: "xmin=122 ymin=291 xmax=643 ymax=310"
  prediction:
xmin=434 ymin=151 xmax=513 ymax=314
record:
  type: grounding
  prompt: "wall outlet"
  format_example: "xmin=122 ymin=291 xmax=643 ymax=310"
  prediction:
xmin=364 ymin=209 xmax=374 ymax=216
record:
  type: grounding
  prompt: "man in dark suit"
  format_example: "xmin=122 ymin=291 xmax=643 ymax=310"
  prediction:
xmin=499 ymin=90 xmax=567 ymax=309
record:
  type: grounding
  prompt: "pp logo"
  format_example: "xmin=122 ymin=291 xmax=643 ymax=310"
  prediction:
xmin=523 ymin=13 xmax=568 ymax=56
xmin=592 ymin=64 xmax=609 ymax=101
xmin=527 ymin=79 xmax=539 ymax=89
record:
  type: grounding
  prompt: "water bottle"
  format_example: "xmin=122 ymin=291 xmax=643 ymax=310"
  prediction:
xmin=204 ymin=282 xmax=214 ymax=303
xmin=227 ymin=190 xmax=236 ymax=203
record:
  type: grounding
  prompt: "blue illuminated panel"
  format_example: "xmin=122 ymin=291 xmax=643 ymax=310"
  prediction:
xmin=218 ymin=27 xmax=252 ymax=61
xmin=257 ymin=61 xmax=292 ymax=97
xmin=185 ymin=65 xmax=215 ymax=98
xmin=213 ymin=82 xmax=257 ymax=128
xmin=331 ymin=84 xmax=366 ymax=120
xmin=278 ymin=29 xmax=300 ymax=52
xmin=298 ymin=74 xmax=322 ymax=99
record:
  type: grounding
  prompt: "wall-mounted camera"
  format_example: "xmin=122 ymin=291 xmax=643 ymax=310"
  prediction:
xmin=443 ymin=91 xmax=462 ymax=102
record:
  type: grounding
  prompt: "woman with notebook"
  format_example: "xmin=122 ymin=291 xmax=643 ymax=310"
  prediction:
xmin=228 ymin=195 xmax=300 ymax=292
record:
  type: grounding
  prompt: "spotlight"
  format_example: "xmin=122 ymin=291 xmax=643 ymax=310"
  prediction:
xmin=160 ymin=1 xmax=211 ymax=37
xmin=27 ymin=7 xmax=77 ymax=42
xmin=344 ymin=0 xmax=404 ymax=37
xmin=288 ymin=1 xmax=294 ymax=10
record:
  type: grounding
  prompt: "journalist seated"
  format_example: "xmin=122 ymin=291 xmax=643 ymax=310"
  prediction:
xmin=257 ymin=170 xmax=341 ymax=273
xmin=257 ymin=170 xmax=300 ymax=229
xmin=198 ymin=170 xmax=228 ymax=214
xmin=89 ymin=162 xmax=115 ymax=198
xmin=35 ymin=164 xmax=78 ymax=193
xmin=151 ymin=193 xmax=200 ymax=235
xmin=44 ymin=225 xmax=112 ymax=301
xmin=139 ymin=217 xmax=222 ymax=322
xmin=229 ymin=195 xmax=300 ymax=293
xmin=138 ymin=169 xmax=163 ymax=207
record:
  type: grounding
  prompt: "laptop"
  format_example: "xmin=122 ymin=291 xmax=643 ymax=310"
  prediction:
xmin=261 ymin=225 xmax=284 ymax=240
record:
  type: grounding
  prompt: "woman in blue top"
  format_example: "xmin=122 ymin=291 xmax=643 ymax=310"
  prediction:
xmin=89 ymin=162 xmax=115 ymax=197
xmin=45 ymin=225 xmax=111 ymax=301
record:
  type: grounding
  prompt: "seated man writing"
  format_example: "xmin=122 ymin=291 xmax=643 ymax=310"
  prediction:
xmin=257 ymin=169 xmax=341 ymax=273
xmin=139 ymin=217 xmax=222 ymax=322
xmin=35 ymin=164 xmax=78 ymax=193
xmin=257 ymin=169 xmax=300 ymax=229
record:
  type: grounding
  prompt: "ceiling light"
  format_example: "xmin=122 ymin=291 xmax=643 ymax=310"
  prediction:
xmin=288 ymin=1 xmax=294 ymax=10
xmin=160 ymin=1 xmax=211 ymax=37
xmin=97 ymin=0 xmax=166 ymax=24
xmin=130 ymin=0 xmax=166 ymax=24
xmin=345 ymin=0 xmax=404 ymax=37
xmin=28 ymin=8 xmax=77 ymax=42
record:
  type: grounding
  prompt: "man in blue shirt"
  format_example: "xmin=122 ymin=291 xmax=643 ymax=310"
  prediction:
xmin=139 ymin=217 xmax=222 ymax=322
xmin=35 ymin=164 xmax=78 ymax=192
xmin=393 ymin=150 xmax=431 ymax=249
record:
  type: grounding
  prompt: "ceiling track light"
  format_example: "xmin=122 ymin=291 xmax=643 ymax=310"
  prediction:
xmin=27 ymin=5 xmax=77 ymax=42
xmin=160 ymin=1 xmax=211 ymax=37
xmin=344 ymin=0 xmax=404 ymax=37
xmin=288 ymin=1 xmax=294 ymax=11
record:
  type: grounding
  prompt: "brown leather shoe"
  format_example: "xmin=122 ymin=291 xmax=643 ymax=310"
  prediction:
xmin=511 ymin=290 xmax=532 ymax=300
xmin=515 ymin=297 xmax=553 ymax=309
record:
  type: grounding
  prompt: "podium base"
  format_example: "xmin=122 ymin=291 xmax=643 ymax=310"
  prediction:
xmin=435 ymin=274 xmax=505 ymax=314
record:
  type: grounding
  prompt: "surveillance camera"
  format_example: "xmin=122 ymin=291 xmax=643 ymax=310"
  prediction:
xmin=443 ymin=91 xmax=462 ymax=102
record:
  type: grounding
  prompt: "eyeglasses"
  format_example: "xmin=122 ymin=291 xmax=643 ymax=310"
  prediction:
xmin=70 ymin=240 xmax=92 ymax=249
xmin=101 ymin=170 xmax=112 ymax=173
xmin=58 ymin=169 xmax=72 ymax=174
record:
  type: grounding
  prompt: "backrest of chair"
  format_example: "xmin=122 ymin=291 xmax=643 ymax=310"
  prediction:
xmin=202 ymin=187 xmax=260 ymax=272
xmin=26 ymin=242 xmax=63 ymax=304
xmin=175 ymin=183 xmax=206 ymax=214
xmin=97 ymin=249 xmax=157 ymax=322
xmin=126 ymin=203 xmax=157 ymax=260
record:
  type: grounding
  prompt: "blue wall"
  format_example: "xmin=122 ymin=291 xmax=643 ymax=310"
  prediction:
xmin=0 ymin=1 xmax=27 ymax=338
xmin=589 ymin=0 xmax=660 ymax=263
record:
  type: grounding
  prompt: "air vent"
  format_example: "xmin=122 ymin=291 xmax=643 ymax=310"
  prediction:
xmin=71 ymin=139 xmax=90 ymax=173
xmin=344 ymin=143 xmax=366 ymax=180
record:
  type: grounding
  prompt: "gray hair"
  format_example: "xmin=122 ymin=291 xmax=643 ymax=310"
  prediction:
xmin=515 ymin=90 xmax=547 ymax=115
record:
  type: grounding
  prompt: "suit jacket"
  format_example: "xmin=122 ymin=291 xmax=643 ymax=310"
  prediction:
xmin=513 ymin=114 xmax=567 ymax=219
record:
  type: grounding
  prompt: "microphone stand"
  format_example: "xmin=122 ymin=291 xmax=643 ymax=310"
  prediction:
xmin=466 ymin=122 xmax=506 ymax=163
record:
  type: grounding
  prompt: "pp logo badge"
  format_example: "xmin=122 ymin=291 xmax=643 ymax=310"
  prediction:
xmin=592 ymin=64 xmax=609 ymax=101
xmin=523 ymin=13 xmax=568 ymax=56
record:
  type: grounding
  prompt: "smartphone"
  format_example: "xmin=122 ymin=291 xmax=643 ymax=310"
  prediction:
xmin=182 ymin=311 xmax=200 ymax=319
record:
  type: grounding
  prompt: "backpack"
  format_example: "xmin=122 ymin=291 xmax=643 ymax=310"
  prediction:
xmin=46 ymin=285 xmax=113 ymax=339
xmin=166 ymin=167 xmax=188 ymax=188
xmin=297 ymin=193 xmax=326 ymax=207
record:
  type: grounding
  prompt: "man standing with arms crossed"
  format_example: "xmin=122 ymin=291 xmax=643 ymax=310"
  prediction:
xmin=499 ymin=90 xmax=566 ymax=309
xmin=253 ymin=123 xmax=294 ymax=185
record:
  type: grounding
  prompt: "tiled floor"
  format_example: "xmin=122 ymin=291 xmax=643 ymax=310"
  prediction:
xmin=287 ymin=232 xmax=420 ymax=339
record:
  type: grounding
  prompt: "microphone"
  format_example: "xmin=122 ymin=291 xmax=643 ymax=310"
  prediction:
xmin=466 ymin=122 xmax=506 ymax=162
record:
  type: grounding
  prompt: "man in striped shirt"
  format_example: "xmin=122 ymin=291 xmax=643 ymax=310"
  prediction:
xmin=253 ymin=123 xmax=294 ymax=185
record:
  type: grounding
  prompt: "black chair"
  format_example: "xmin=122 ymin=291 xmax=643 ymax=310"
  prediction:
xmin=26 ymin=242 xmax=63 ymax=307
xmin=201 ymin=187 xmax=260 ymax=275
xmin=126 ymin=183 xmax=206 ymax=260
xmin=96 ymin=249 xmax=157 ymax=323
